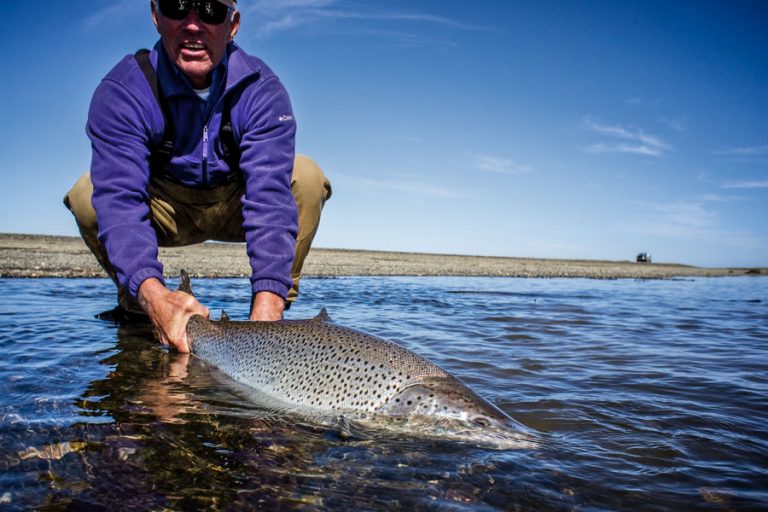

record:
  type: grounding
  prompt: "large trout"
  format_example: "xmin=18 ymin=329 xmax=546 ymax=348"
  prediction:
xmin=181 ymin=272 xmax=538 ymax=449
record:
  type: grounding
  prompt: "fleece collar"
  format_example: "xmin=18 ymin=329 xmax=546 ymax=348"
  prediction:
xmin=152 ymin=40 xmax=261 ymax=98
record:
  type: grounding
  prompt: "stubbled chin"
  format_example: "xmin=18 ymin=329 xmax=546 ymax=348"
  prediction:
xmin=176 ymin=61 xmax=213 ymax=87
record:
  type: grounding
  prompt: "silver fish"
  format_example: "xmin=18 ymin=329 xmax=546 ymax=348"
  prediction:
xmin=181 ymin=272 xmax=538 ymax=449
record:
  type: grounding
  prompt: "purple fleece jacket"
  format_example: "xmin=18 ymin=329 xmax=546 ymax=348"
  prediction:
xmin=87 ymin=41 xmax=298 ymax=300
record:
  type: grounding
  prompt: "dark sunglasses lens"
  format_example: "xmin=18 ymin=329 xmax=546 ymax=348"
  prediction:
xmin=198 ymin=1 xmax=229 ymax=24
xmin=157 ymin=0 xmax=229 ymax=24
xmin=158 ymin=0 xmax=189 ymax=20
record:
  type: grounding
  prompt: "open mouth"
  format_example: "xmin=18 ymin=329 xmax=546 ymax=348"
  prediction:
xmin=180 ymin=42 xmax=208 ymax=57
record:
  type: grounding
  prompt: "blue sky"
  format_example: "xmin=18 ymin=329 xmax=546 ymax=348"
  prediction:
xmin=1 ymin=0 xmax=766 ymax=268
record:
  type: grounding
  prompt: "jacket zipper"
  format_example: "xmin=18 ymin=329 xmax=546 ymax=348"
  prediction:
xmin=201 ymin=81 xmax=235 ymax=187
xmin=202 ymin=125 xmax=209 ymax=187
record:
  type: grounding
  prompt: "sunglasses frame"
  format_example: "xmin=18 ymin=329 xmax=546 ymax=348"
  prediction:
xmin=156 ymin=0 xmax=233 ymax=25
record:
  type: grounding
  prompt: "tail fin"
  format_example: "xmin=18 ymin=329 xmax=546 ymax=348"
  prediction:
xmin=178 ymin=270 xmax=194 ymax=295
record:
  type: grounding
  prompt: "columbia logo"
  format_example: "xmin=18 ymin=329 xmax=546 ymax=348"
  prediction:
xmin=278 ymin=115 xmax=294 ymax=122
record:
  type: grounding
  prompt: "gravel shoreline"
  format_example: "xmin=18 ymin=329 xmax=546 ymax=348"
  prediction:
xmin=1 ymin=233 xmax=764 ymax=280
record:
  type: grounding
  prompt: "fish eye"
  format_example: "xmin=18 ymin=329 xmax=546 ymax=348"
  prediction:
xmin=472 ymin=417 xmax=492 ymax=427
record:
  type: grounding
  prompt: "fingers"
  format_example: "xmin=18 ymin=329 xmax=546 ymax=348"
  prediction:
xmin=196 ymin=302 xmax=210 ymax=319
xmin=161 ymin=323 xmax=190 ymax=353
xmin=173 ymin=334 xmax=191 ymax=354
xmin=141 ymin=284 xmax=206 ymax=353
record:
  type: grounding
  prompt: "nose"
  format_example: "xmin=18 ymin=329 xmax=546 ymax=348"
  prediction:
xmin=180 ymin=6 xmax=204 ymax=31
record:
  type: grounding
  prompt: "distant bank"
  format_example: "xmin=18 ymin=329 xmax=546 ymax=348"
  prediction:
xmin=0 ymin=233 xmax=764 ymax=279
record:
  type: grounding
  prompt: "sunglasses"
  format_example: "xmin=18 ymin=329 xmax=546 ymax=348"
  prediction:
xmin=156 ymin=0 xmax=232 ymax=25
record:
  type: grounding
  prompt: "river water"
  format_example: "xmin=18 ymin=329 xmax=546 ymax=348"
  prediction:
xmin=0 ymin=276 xmax=766 ymax=511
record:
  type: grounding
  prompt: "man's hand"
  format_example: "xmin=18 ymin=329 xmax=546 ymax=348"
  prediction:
xmin=138 ymin=277 xmax=209 ymax=353
xmin=249 ymin=291 xmax=284 ymax=321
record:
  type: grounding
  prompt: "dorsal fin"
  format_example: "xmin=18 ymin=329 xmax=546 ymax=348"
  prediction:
xmin=178 ymin=270 xmax=194 ymax=295
xmin=220 ymin=309 xmax=230 ymax=322
xmin=314 ymin=308 xmax=332 ymax=322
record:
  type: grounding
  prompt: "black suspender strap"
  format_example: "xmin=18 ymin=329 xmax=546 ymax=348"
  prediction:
xmin=133 ymin=48 xmax=241 ymax=180
xmin=134 ymin=49 xmax=159 ymax=104
xmin=218 ymin=97 xmax=239 ymax=171
xmin=134 ymin=49 xmax=176 ymax=173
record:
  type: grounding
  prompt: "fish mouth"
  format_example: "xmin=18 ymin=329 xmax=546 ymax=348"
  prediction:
xmin=440 ymin=426 xmax=540 ymax=450
xmin=360 ymin=414 xmax=540 ymax=450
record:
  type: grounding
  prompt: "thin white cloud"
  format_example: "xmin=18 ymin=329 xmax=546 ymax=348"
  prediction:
xmin=255 ymin=0 xmax=336 ymax=7
xmin=617 ymin=200 xmax=762 ymax=248
xmin=330 ymin=28 xmax=460 ymax=48
xmin=660 ymin=115 xmax=687 ymax=132
xmin=84 ymin=0 xmax=145 ymax=31
xmin=258 ymin=14 xmax=301 ymax=37
xmin=352 ymin=176 xmax=463 ymax=199
xmin=243 ymin=0 xmax=480 ymax=39
xmin=714 ymin=145 xmax=768 ymax=158
xmin=310 ymin=10 xmax=476 ymax=28
xmin=585 ymin=118 xmax=669 ymax=149
xmin=698 ymin=193 xmax=744 ymax=203
xmin=475 ymin=155 xmax=531 ymax=175
xmin=583 ymin=117 xmax=671 ymax=157
xmin=639 ymin=201 xmax=717 ymax=228
xmin=583 ymin=143 xmax=665 ymax=157
xmin=722 ymin=180 xmax=768 ymax=189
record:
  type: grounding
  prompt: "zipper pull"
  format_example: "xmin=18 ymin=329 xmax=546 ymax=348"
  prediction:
xmin=202 ymin=125 xmax=209 ymax=162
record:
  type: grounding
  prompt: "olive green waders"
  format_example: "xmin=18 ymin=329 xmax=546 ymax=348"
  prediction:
xmin=63 ymin=155 xmax=331 ymax=313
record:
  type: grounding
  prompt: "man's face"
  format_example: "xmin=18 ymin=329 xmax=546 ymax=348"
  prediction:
xmin=152 ymin=1 xmax=240 ymax=89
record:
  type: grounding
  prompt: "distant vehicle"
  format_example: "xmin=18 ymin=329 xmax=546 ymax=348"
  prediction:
xmin=636 ymin=252 xmax=652 ymax=263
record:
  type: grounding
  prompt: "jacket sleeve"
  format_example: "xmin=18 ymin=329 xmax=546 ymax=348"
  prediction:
xmin=235 ymin=76 xmax=298 ymax=299
xmin=87 ymin=74 xmax=165 ymax=298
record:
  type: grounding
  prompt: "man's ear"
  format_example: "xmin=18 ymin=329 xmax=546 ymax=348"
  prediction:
xmin=228 ymin=10 xmax=241 ymax=42
xmin=150 ymin=0 xmax=161 ymax=33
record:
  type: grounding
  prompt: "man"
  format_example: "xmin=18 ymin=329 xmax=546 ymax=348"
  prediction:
xmin=64 ymin=0 xmax=331 ymax=353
